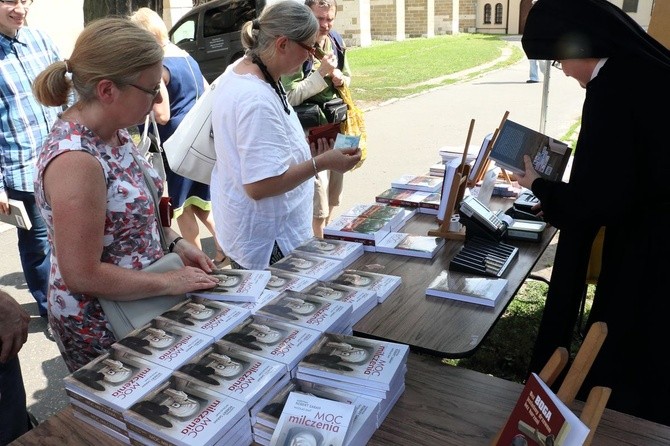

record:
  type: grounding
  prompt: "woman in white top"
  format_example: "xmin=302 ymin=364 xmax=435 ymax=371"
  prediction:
xmin=211 ymin=0 xmax=361 ymax=270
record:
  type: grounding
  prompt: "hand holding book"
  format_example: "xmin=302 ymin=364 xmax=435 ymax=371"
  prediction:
xmin=513 ymin=155 xmax=542 ymax=190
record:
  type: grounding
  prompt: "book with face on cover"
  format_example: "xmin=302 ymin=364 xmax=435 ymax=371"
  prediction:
xmin=188 ymin=268 xmax=271 ymax=303
xmin=268 ymin=253 xmax=343 ymax=281
xmin=63 ymin=350 xmax=172 ymax=424
xmin=425 ymin=269 xmax=508 ymax=307
xmin=327 ymin=269 xmax=402 ymax=303
xmin=263 ymin=270 xmax=318 ymax=293
xmin=296 ymin=332 xmax=409 ymax=392
xmin=269 ymin=391 xmax=355 ymax=446
xmin=495 ymin=372 xmax=589 ymax=446
xmin=229 ymin=289 xmax=280 ymax=315
xmin=155 ymin=297 xmax=250 ymax=339
xmin=391 ymin=174 xmax=443 ymax=193
xmin=300 ymin=280 xmax=378 ymax=325
xmin=123 ymin=376 xmax=249 ymax=446
xmin=292 ymin=237 xmax=365 ymax=268
xmin=172 ymin=340 xmax=287 ymax=409
xmin=216 ymin=315 xmax=321 ymax=374
xmin=111 ymin=319 xmax=212 ymax=370
xmin=255 ymin=290 xmax=353 ymax=334
xmin=376 ymin=232 xmax=446 ymax=259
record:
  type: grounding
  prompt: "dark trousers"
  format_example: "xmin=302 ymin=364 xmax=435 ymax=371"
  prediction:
xmin=0 ymin=356 xmax=30 ymax=445
xmin=7 ymin=189 xmax=50 ymax=317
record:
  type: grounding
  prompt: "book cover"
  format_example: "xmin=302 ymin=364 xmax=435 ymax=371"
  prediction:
xmin=111 ymin=319 xmax=212 ymax=370
xmin=495 ymin=372 xmax=590 ymax=446
xmin=488 ymin=119 xmax=572 ymax=181
xmin=230 ymin=289 xmax=281 ymax=315
xmin=123 ymin=376 xmax=248 ymax=446
xmin=342 ymin=203 xmax=407 ymax=230
xmin=417 ymin=192 xmax=440 ymax=215
xmin=327 ymin=269 xmax=402 ymax=303
xmin=292 ymin=237 xmax=364 ymax=268
xmin=391 ymin=174 xmax=443 ymax=193
xmin=63 ymin=350 xmax=173 ymax=420
xmin=173 ymin=341 xmax=287 ymax=408
xmin=425 ymin=270 xmax=508 ymax=307
xmin=376 ymin=232 xmax=445 ymax=259
xmin=269 ymin=391 xmax=355 ymax=446
xmin=323 ymin=214 xmax=392 ymax=246
xmin=0 ymin=198 xmax=32 ymax=230
xmin=300 ymin=280 xmax=378 ymax=325
xmin=375 ymin=188 xmax=429 ymax=208
xmin=216 ymin=315 xmax=321 ymax=373
xmin=436 ymin=158 xmax=463 ymax=222
xmin=254 ymin=379 xmax=301 ymax=430
xmin=269 ymin=253 xmax=343 ymax=281
xmin=156 ymin=297 xmax=250 ymax=339
xmin=297 ymin=332 xmax=409 ymax=392
xmin=188 ymin=268 xmax=271 ymax=303
xmin=256 ymin=290 xmax=353 ymax=334
xmin=262 ymin=270 xmax=318 ymax=293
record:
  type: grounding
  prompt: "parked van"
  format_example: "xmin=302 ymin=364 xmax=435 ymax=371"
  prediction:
xmin=169 ymin=0 xmax=266 ymax=83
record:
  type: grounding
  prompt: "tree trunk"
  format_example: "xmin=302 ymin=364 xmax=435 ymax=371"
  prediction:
xmin=83 ymin=0 xmax=163 ymax=25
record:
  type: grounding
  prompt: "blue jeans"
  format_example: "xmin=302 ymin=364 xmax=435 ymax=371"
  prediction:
xmin=7 ymin=189 xmax=50 ymax=317
xmin=0 ymin=356 xmax=30 ymax=445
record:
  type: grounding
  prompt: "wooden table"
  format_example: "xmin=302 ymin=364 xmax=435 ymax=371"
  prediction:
xmin=13 ymin=352 xmax=669 ymax=446
xmin=351 ymin=211 xmax=557 ymax=357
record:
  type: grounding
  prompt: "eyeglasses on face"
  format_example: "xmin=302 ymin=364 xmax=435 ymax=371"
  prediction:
xmin=129 ymin=83 xmax=161 ymax=99
xmin=551 ymin=60 xmax=562 ymax=71
xmin=294 ymin=40 xmax=318 ymax=57
xmin=0 ymin=0 xmax=33 ymax=7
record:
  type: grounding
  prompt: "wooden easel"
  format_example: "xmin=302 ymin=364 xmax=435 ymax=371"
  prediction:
xmin=467 ymin=111 xmax=510 ymax=188
xmin=427 ymin=119 xmax=475 ymax=241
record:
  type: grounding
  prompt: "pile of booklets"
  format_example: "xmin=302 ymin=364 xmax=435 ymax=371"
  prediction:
xmin=269 ymin=252 xmax=343 ymax=281
xmin=292 ymin=237 xmax=365 ymax=269
xmin=375 ymin=188 xmax=440 ymax=215
xmin=300 ymin=280 xmax=378 ymax=324
xmin=323 ymin=203 xmax=415 ymax=251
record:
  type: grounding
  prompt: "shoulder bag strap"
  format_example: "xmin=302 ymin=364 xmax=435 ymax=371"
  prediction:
xmin=130 ymin=149 xmax=169 ymax=254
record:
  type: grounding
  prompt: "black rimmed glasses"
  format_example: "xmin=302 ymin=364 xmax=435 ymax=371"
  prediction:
xmin=294 ymin=40 xmax=317 ymax=57
xmin=551 ymin=60 xmax=562 ymax=71
xmin=129 ymin=83 xmax=161 ymax=99
xmin=0 ymin=0 xmax=33 ymax=7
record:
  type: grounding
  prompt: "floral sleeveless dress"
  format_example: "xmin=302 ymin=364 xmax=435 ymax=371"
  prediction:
xmin=35 ymin=118 xmax=164 ymax=371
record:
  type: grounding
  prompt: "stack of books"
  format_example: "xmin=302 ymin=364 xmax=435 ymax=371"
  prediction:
xmin=228 ymin=289 xmax=281 ymax=315
xmin=300 ymin=280 xmax=378 ymax=324
xmin=327 ymin=269 xmax=402 ymax=303
xmin=155 ymin=298 xmax=250 ymax=339
xmin=323 ymin=214 xmax=393 ymax=251
xmin=269 ymin=252 xmax=343 ymax=281
xmin=425 ymin=270 xmax=508 ymax=307
xmin=123 ymin=376 xmax=251 ymax=446
xmin=263 ymin=270 xmax=317 ymax=294
xmin=376 ymin=232 xmax=446 ymax=259
xmin=187 ymin=268 xmax=271 ymax=303
xmin=64 ymin=350 xmax=173 ymax=444
xmin=341 ymin=203 xmax=415 ymax=232
xmin=216 ymin=315 xmax=321 ymax=374
xmin=438 ymin=145 xmax=478 ymax=164
xmin=296 ymin=332 xmax=409 ymax=428
xmin=172 ymin=341 xmax=289 ymax=419
xmin=111 ymin=319 xmax=212 ymax=371
xmin=292 ymin=237 xmax=364 ymax=269
xmin=255 ymin=290 xmax=353 ymax=335
xmin=375 ymin=188 xmax=440 ymax=215
xmin=390 ymin=174 xmax=443 ymax=193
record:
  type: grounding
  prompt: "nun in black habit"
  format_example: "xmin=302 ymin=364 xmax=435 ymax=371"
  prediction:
xmin=518 ymin=0 xmax=670 ymax=426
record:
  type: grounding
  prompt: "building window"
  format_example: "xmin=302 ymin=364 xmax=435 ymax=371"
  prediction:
xmin=484 ymin=4 xmax=491 ymax=24
xmin=495 ymin=3 xmax=503 ymax=24
xmin=622 ymin=0 xmax=638 ymax=13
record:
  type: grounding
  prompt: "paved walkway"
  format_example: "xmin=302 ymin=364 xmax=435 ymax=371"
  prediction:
xmin=0 ymin=38 xmax=584 ymax=424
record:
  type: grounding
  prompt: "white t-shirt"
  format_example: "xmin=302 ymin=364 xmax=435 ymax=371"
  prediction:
xmin=211 ymin=59 xmax=313 ymax=270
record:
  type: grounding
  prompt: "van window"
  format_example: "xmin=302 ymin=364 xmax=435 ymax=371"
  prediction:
xmin=203 ymin=2 xmax=257 ymax=38
xmin=171 ymin=17 xmax=196 ymax=45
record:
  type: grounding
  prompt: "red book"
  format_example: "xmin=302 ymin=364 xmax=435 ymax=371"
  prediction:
xmin=496 ymin=373 xmax=589 ymax=446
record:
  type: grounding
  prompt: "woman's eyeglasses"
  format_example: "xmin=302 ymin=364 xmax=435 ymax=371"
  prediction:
xmin=129 ymin=83 xmax=161 ymax=99
xmin=294 ymin=40 xmax=319 ymax=57
xmin=551 ymin=60 xmax=562 ymax=71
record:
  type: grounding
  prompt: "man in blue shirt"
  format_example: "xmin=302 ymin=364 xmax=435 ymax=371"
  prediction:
xmin=0 ymin=0 xmax=62 ymax=320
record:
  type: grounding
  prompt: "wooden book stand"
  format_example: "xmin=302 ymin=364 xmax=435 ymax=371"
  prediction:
xmin=490 ymin=321 xmax=611 ymax=446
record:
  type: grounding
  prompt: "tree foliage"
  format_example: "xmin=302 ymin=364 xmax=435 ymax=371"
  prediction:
xmin=83 ymin=0 xmax=163 ymax=25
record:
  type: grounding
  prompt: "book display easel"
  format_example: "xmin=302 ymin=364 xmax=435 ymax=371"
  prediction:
xmin=467 ymin=111 xmax=510 ymax=188
xmin=427 ymin=119 xmax=475 ymax=241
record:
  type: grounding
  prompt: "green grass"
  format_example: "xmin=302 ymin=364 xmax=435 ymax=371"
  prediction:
xmin=347 ymin=34 xmax=524 ymax=103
